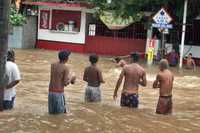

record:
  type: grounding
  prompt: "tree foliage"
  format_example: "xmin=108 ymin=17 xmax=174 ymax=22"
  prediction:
xmin=10 ymin=5 xmax=26 ymax=26
xmin=86 ymin=0 xmax=200 ymax=23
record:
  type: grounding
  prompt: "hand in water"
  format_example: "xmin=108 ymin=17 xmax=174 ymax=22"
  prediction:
xmin=71 ymin=75 xmax=76 ymax=84
xmin=113 ymin=93 xmax=118 ymax=100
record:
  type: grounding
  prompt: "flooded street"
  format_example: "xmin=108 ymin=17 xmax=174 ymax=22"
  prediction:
xmin=0 ymin=49 xmax=200 ymax=133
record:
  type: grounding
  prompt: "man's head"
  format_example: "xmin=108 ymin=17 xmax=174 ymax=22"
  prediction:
xmin=131 ymin=52 xmax=140 ymax=63
xmin=188 ymin=53 xmax=192 ymax=59
xmin=58 ymin=50 xmax=71 ymax=63
xmin=89 ymin=54 xmax=99 ymax=65
xmin=115 ymin=57 xmax=121 ymax=63
xmin=7 ymin=50 xmax=15 ymax=62
xmin=159 ymin=59 xmax=169 ymax=71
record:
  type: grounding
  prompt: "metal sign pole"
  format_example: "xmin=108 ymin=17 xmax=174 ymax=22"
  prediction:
xmin=161 ymin=31 xmax=164 ymax=58
xmin=179 ymin=0 xmax=188 ymax=68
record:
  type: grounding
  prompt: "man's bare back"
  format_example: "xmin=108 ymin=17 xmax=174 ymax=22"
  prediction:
xmin=49 ymin=62 xmax=69 ymax=92
xmin=154 ymin=70 xmax=174 ymax=96
xmin=122 ymin=63 xmax=146 ymax=94
xmin=83 ymin=65 xmax=104 ymax=87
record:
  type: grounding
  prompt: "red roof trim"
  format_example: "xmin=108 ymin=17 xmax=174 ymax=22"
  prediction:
xmin=22 ymin=1 xmax=92 ymax=8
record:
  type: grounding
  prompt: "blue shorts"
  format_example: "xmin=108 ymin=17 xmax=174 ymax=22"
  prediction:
xmin=3 ymin=96 xmax=15 ymax=110
xmin=85 ymin=86 xmax=101 ymax=102
xmin=48 ymin=92 xmax=69 ymax=114
xmin=120 ymin=93 xmax=139 ymax=108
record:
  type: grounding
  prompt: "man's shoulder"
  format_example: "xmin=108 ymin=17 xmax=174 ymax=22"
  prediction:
xmin=7 ymin=61 xmax=18 ymax=68
xmin=129 ymin=63 xmax=145 ymax=71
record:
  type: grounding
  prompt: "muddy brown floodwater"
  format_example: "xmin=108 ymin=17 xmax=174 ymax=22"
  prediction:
xmin=0 ymin=49 xmax=200 ymax=133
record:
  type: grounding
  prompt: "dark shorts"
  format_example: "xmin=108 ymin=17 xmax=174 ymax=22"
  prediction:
xmin=156 ymin=96 xmax=172 ymax=115
xmin=120 ymin=93 xmax=139 ymax=108
xmin=48 ymin=92 xmax=69 ymax=114
xmin=3 ymin=96 xmax=15 ymax=110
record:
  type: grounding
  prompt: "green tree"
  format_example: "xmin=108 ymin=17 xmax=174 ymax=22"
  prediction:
xmin=87 ymin=0 xmax=200 ymax=23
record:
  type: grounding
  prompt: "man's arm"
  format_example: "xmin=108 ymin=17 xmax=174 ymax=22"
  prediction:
xmin=192 ymin=59 xmax=196 ymax=70
xmin=83 ymin=68 xmax=88 ymax=82
xmin=6 ymin=80 xmax=20 ymax=89
xmin=98 ymin=69 xmax=105 ymax=83
xmin=139 ymin=71 xmax=147 ymax=87
xmin=113 ymin=69 xmax=125 ymax=100
xmin=64 ymin=67 xmax=70 ymax=86
xmin=153 ymin=74 xmax=161 ymax=89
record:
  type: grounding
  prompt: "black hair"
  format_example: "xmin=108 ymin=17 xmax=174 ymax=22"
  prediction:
xmin=189 ymin=53 xmax=192 ymax=56
xmin=89 ymin=54 xmax=99 ymax=65
xmin=7 ymin=50 xmax=15 ymax=61
xmin=58 ymin=50 xmax=71 ymax=61
xmin=131 ymin=52 xmax=140 ymax=62
xmin=115 ymin=57 xmax=121 ymax=63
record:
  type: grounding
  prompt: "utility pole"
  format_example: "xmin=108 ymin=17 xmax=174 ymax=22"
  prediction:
xmin=179 ymin=0 xmax=188 ymax=68
xmin=0 ymin=0 xmax=11 ymax=111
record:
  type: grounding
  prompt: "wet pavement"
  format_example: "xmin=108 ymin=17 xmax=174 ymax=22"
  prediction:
xmin=0 ymin=49 xmax=200 ymax=133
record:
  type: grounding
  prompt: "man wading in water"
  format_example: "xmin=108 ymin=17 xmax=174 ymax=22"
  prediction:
xmin=186 ymin=53 xmax=196 ymax=70
xmin=113 ymin=53 xmax=147 ymax=108
xmin=83 ymin=54 xmax=105 ymax=102
xmin=153 ymin=59 xmax=174 ymax=115
xmin=48 ymin=51 xmax=76 ymax=114
xmin=4 ymin=50 xmax=21 ymax=110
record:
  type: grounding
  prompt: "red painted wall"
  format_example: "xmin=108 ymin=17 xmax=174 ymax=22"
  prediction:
xmin=37 ymin=36 xmax=146 ymax=56
xmin=85 ymin=36 xmax=146 ymax=56
xmin=37 ymin=40 xmax=84 ymax=53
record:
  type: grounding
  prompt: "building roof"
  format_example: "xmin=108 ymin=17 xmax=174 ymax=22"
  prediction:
xmin=22 ymin=1 xmax=93 ymax=8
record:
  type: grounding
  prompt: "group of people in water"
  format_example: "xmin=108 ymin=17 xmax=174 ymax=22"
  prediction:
xmin=1 ymin=49 xmax=197 ymax=116
xmin=49 ymin=51 xmax=174 ymax=115
xmin=167 ymin=49 xmax=196 ymax=70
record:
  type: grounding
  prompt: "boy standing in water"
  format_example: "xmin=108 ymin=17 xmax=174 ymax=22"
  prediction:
xmin=186 ymin=53 xmax=196 ymax=70
xmin=48 ymin=51 xmax=76 ymax=114
xmin=113 ymin=53 xmax=147 ymax=108
xmin=153 ymin=59 xmax=174 ymax=115
xmin=83 ymin=54 xmax=105 ymax=102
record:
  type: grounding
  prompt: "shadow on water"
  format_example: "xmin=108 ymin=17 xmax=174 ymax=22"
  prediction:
xmin=1 ymin=49 xmax=200 ymax=133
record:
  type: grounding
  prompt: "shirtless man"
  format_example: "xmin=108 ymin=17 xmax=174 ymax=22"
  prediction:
xmin=113 ymin=53 xmax=147 ymax=108
xmin=48 ymin=50 xmax=76 ymax=114
xmin=186 ymin=53 xmax=196 ymax=70
xmin=83 ymin=54 xmax=105 ymax=102
xmin=153 ymin=59 xmax=174 ymax=115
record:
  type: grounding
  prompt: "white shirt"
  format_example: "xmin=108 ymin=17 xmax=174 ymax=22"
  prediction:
xmin=4 ymin=61 xmax=21 ymax=101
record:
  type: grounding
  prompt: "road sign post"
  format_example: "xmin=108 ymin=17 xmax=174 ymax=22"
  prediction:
xmin=152 ymin=8 xmax=173 ymax=60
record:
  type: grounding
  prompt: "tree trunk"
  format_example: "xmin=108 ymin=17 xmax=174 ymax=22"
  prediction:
xmin=0 ymin=0 xmax=11 ymax=111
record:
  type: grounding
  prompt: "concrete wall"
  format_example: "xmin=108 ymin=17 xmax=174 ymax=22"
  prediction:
xmin=38 ymin=6 xmax=86 ymax=44
xmin=8 ymin=26 xmax=23 ymax=48
xmin=8 ymin=16 xmax=37 ymax=49
xmin=23 ymin=16 xmax=37 ymax=48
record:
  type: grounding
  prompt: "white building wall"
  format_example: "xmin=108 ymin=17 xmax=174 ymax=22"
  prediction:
xmin=166 ymin=43 xmax=200 ymax=58
xmin=38 ymin=6 xmax=86 ymax=44
xmin=182 ymin=45 xmax=200 ymax=58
